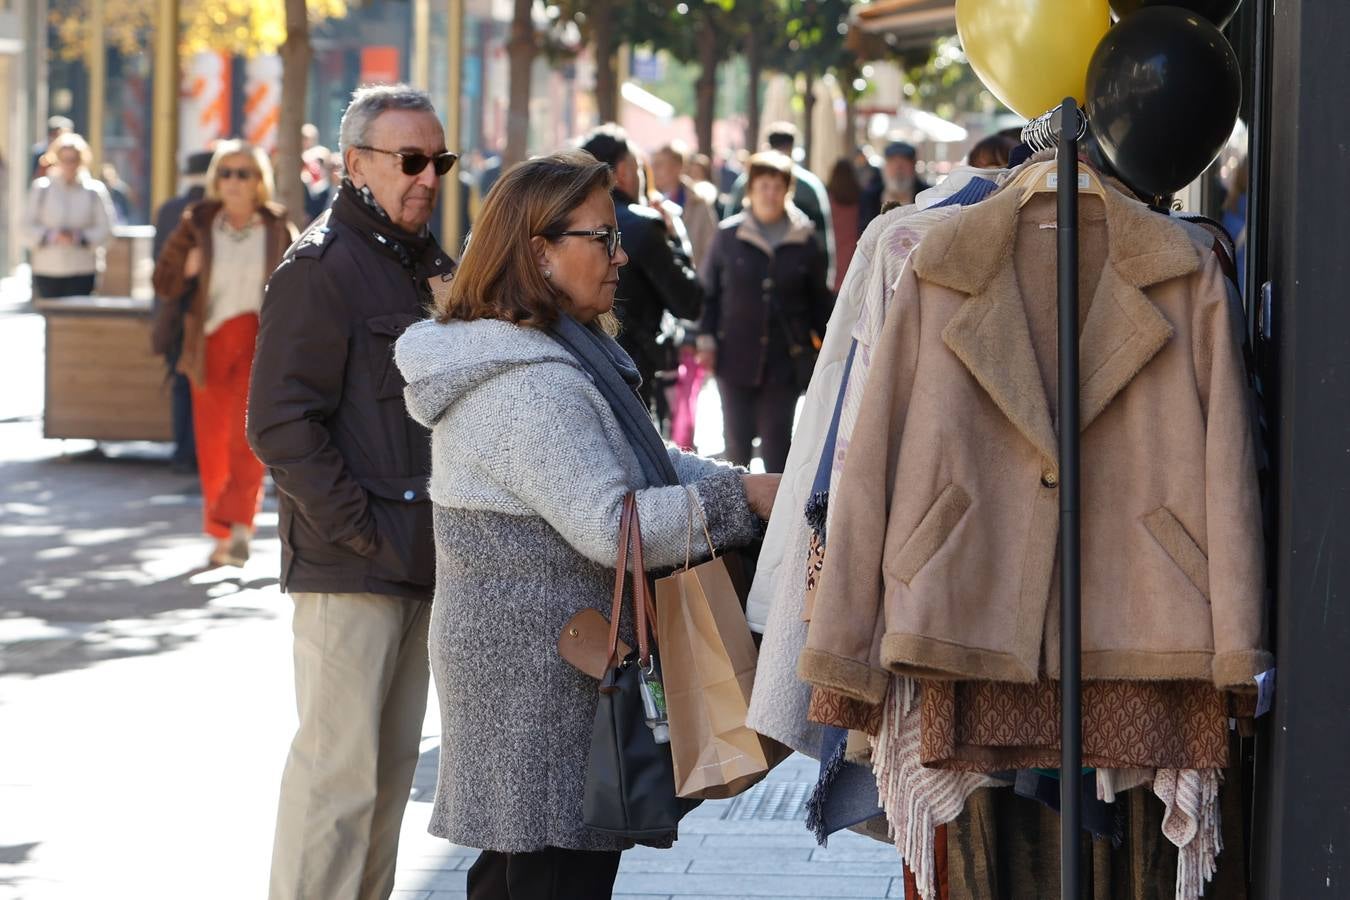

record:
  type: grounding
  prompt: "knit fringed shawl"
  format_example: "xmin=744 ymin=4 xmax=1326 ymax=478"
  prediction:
xmin=869 ymin=678 xmax=995 ymax=900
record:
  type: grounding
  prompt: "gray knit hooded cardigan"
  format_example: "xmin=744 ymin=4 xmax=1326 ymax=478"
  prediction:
xmin=396 ymin=317 xmax=763 ymax=853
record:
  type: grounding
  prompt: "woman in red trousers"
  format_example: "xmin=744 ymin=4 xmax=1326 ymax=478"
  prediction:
xmin=153 ymin=140 xmax=297 ymax=567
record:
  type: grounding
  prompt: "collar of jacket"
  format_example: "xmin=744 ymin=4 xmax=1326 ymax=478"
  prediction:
xmin=331 ymin=179 xmax=446 ymax=272
xmin=732 ymin=206 xmax=815 ymax=257
xmin=910 ymin=180 xmax=1203 ymax=466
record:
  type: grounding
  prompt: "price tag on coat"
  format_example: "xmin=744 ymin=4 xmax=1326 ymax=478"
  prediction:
xmin=1046 ymin=173 xmax=1093 ymax=191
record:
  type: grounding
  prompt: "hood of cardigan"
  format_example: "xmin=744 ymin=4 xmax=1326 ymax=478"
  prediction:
xmin=395 ymin=317 xmax=584 ymax=428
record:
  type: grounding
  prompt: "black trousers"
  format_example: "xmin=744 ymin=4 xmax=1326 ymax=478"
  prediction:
xmin=716 ymin=378 xmax=799 ymax=474
xmin=467 ymin=847 xmax=622 ymax=900
xmin=32 ymin=272 xmax=96 ymax=300
xmin=170 ymin=371 xmax=197 ymax=468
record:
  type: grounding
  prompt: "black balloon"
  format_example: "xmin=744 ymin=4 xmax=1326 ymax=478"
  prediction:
xmin=1087 ymin=6 xmax=1241 ymax=198
xmin=1111 ymin=0 xmax=1242 ymax=28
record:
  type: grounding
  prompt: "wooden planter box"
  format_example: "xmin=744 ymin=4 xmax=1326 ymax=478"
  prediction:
xmin=37 ymin=295 xmax=173 ymax=442
xmin=101 ymin=225 xmax=156 ymax=299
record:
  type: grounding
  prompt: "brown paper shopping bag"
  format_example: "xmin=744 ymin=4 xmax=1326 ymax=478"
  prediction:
xmin=655 ymin=487 xmax=789 ymax=800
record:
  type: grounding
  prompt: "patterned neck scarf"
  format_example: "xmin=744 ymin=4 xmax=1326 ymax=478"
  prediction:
xmin=336 ymin=179 xmax=434 ymax=273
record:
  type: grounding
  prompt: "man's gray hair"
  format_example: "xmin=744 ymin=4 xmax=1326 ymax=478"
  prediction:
xmin=338 ymin=84 xmax=436 ymax=153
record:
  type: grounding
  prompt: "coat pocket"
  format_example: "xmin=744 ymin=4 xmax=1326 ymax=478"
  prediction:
xmin=1142 ymin=507 xmax=1210 ymax=601
xmin=360 ymin=475 xmax=434 ymax=587
xmin=893 ymin=483 xmax=971 ymax=584
xmin=366 ymin=312 xmax=422 ymax=399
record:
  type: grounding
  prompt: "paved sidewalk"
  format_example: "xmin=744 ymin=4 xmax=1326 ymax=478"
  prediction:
xmin=0 ymin=302 xmax=905 ymax=898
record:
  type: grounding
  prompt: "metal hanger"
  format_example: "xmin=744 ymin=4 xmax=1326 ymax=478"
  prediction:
xmin=1007 ymin=107 xmax=1106 ymax=207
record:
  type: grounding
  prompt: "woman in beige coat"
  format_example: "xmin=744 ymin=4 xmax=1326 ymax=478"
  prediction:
xmin=24 ymin=133 xmax=115 ymax=299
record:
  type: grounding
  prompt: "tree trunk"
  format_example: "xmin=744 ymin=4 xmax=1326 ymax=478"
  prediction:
xmin=592 ymin=0 xmax=618 ymax=123
xmin=745 ymin=28 xmax=761 ymax=152
xmin=694 ymin=18 xmax=718 ymax=156
xmin=277 ymin=0 xmax=311 ymax=223
xmin=505 ymin=0 xmax=534 ymax=166
xmin=802 ymin=73 xmax=816 ymax=168
xmin=843 ymin=93 xmax=858 ymax=154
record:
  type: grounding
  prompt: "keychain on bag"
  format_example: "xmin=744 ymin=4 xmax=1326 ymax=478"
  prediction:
xmin=638 ymin=658 xmax=670 ymax=744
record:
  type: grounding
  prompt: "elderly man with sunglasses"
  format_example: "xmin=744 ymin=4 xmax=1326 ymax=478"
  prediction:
xmin=248 ymin=84 xmax=457 ymax=900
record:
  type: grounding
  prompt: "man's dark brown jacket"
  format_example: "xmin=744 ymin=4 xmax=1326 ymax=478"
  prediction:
xmin=247 ymin=182 xmax=455 ymax=599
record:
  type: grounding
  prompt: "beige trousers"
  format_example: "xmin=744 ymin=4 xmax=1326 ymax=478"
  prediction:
xmin=269 ymin=592 xmax=431 ymax=900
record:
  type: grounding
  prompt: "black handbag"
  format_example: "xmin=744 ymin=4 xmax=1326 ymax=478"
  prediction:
xmin=582 ymin=493 xmax=700 ymax=839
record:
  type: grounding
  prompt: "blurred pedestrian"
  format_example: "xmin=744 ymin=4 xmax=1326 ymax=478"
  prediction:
xmin=881 ymin=140 xmax=929 ymax=208
xmin=724 ymin=123 xmax=836 ymax=287
xmin=151 ymin=149 xmax=216 ymax=475
xmin=302 ymin=145 xmax=336 ymax=223
xmin=699 ymin=151 xmax=833 ymax=473
xmin=101 ymin=163 xmax=133 ymax=224
xmin=687 ymin=152 xmax=724 ymax=218
xmin=152 ymin=140 xmax=297 ymax=567
xmin=24 ymin=133 xmax=115 ymax=299
xmin=1222 ymin=156 xmax=1249 ymax=287
xmin=392 ymin=149 xmax=776 ymax=899
xmin=647 ymin=142 xmax=717 ymax=448
xmin=652 ymin=141 xmax=718 ymax=269
xmin=966 ymin=131 xmax=1020 ymax=169
xmin=855 ymin=144 xmax=884 ymax=232
xmin=826 ymin=158 xmax=862 ymax=292
xmin=300 ymin=123 xmax=327 ymax=181
xmin=717 ymin=147 xmax=743 ymax=197
xmin=579 ymin=124 xmax=703 ymax=417
xmin=30 ymin=115 xmax=72 ymax=179
xmin=247 ymin=84 xmax=457 ymax=900
xmin=479 ymin=145 xmax=504 ymax=198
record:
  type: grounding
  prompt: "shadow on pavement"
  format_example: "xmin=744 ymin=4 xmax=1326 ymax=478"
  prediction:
xmin=0 ymin=446 xmax=284 ymax=678
xmin=0 ymin=841 xmax=41 ymax=888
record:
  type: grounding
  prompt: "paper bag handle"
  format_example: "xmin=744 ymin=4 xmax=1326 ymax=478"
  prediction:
xmin=682 ymin=484 xmax=718 ymax=571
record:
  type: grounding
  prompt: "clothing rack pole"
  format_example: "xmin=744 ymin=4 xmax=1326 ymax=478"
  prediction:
xmin=1056 ymin=95 xmax=1084 ymax=900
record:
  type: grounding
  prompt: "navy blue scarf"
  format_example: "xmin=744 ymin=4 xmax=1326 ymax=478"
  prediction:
xmin=547 ymin=313 xmax=680 ymax=488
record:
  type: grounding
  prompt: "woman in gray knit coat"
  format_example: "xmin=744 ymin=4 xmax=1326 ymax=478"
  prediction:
xmin=395 ymin=150 xmax=779 ymax=898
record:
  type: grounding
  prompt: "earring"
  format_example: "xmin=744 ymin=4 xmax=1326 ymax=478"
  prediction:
xmin=543 ymin=268 xmax=553 ymax=280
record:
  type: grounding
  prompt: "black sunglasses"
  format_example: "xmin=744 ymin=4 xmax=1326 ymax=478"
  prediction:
xmin=357 ymin=145 xmax=459 ymax=177
xmin=552 ymin=227 xmax=623 ymax=259
xmin=218 ymin=167 xmax=257 ymax=181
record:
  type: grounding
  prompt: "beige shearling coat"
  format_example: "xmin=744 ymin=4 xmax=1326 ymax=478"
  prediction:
xmin=799 ymin=184 xmax=1271 ymax=705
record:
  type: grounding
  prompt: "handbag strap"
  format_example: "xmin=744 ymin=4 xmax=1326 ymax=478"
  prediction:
xmin=608 ymin=494 xmax=634 ymax=660
xmin=607 ymin=493 xmax=659 ymax=668
xmin=629 ymin=497 xmax=656 ymax=666
xmin=682 ymin=484 xmax=718 ymax=570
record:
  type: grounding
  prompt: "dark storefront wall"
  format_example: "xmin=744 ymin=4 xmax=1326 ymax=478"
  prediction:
xmin=1252 ymin=0 xmax=1350 ymax=892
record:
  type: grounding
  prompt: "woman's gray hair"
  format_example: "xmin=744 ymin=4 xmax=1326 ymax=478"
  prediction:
xmin=338 ymin=84 xmax=436 ymax=152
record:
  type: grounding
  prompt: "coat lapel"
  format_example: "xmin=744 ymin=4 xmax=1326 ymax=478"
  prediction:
xmin=941 ymin=262 xmax=1059 ymax=463
xmin=1077 ymin=188 xmax=1202 ymax=430
xmin=913 ymin=179 xmax=1203 ymax=455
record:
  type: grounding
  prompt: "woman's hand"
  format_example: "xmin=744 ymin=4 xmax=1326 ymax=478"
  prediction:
xmin=184 ymin=247 xmax=204 ymax=279
xmin=740 ymin=473 xmax=782 ymax=520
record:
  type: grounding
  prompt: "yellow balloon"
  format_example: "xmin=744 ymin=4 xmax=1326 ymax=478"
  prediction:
xmin=956 ymin=0 xmax=1111 ymax=119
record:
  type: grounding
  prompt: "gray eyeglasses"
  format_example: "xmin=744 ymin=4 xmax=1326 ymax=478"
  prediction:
xmin=548 ymin=226 xmax=623 ymax=259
